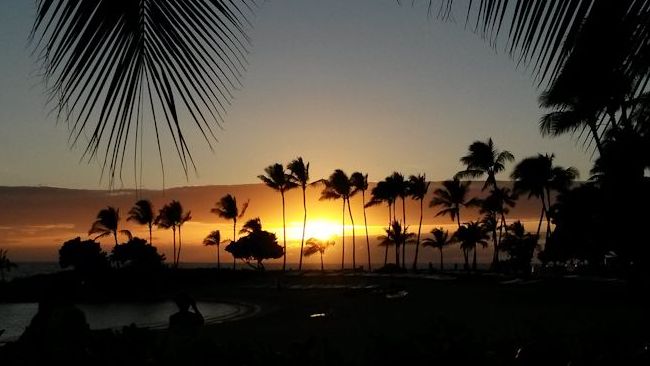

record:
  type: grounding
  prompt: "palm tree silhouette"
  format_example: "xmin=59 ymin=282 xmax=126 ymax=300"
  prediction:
xmin=455 ymin=138 xmax=515 ymax=191
xmin=511 ymin=154 xmax=578 ymax=240
xmin=239 ymin=217 xmax=263 ymax=235
xmin=127 ymin=200 xmax=155 ymax=245
xmin=0 ymin=249 xmax=17 ymax=282
xmin=31 ymin=2 xmax=252 ymax=181
xmin=288 ymin=157 xmax=310 ymax=271
xmin=454 ymin=221 xmax=489 ymax=271
xmin=378 ymin=221 xmax=415 ymax=267
xmin=203 ymin=230 xmax=223 ymax=270
xmin=318 ymin=169 xmax=355 ymax=270
xmin=387 ymin=172 xmax=408 ymax=268
xmin=422 ymin=228 xmax=453 ymax=271
xmin=258 ymin=163 xmax=297 ymax=271
xmin=366 ymin=179 xmax=397 ymax=266
xmin=156 ymin=200 xmax=191 ymax=268
xmin=211 ymin=194 xmax=249 ymax=270
xmin=478 ymin=187 xmax=517 ymax=268
xmin=303 ymin=238 xmax=335 ymax=272
xmin=408 ymin=174 xmax=430 ymax=271
xmin=430 ymin=178 xmax=478 ymax=228
xmin=351 ymin=172 xmax=372 ymax=271
xmin=89 ymin=206 xmax=120 ymax=246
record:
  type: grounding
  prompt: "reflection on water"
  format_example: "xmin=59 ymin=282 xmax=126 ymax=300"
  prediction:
xmin=0 ymin=301 xmax=241 ymax=342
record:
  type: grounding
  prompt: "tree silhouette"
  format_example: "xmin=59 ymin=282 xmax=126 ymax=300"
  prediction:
xmin=288 ymin=157 xmax=310 ymax=271
xmin=0 ymin=249 xmax=17 ymax=282
xmin=408 ymin=174 xmax=430 ymax=271
xmin=155 ymin=200 xmax=191 ymax=268
xmin=455 ymin=138 xmax=514 ymax=190
xmin=127 ymin=200 xmax=155 ymax=245
xmin=351 ymin=172 xmax=372 ymax=271
xmin=511 ymin=154 xmax=578 ymax=241
xmin=430 ymin=178 xmax=478 ymax=228
xmin=225 ymin=218 xmax=283 ymax=270
xmin=203 ymin=230 xmax=223 ymax=270
xmin=378 ymin=221 xmax=415 ymax=267
xmin=89 ymin=206 xmax=121 ymax=246
xmin=318 ymin=169 xmax=354 ymax=270
xmin=258 ymin=164 xmax=297 ymax=271
xmin=303 ymin=238 xmax=335 ymax=272
xmin=454 ymin=221 xmax=489 ymax=271
xmin=110 ymin=237 xmax=165 ymax=271
xmin=387 ymin=172 xmax=408 ymax=268
xmin=59 ymin=237 xmax=109 ymax=275
xmin=31 ymin=1 xmax=252 ymax=182
xmin=422 ymin=228 xmax=453 ymax=271
xmin=366 ymin=179 xmax=397 ymax=266
xmin=499 ymin=221 xmax=539 ymax=275
xmin=478 ymin=187 xmax=517 ymax=269
xmin=211 ymin=194 xmax=249 ymax=270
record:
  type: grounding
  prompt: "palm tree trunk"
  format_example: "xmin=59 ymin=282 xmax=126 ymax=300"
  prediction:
xmin=472 ymin=246 xmax=477 ymax=271
xmin=412 ymin=199 xmax=423 ymax=271
xmin=362 ymin=191 xmax=371 ymax=272
xmin=281 ymin=191 xmax=287 ymax=271
xmin=401 ymin=197 xmax=406 ymax=268
xmin=536 ymin=193 xmax=546 ymax=238
xmin=347 ymin=198 xmax=356 ymax=271
xmin=232 ymin=219 xmax=237 ymax=270
xmin=384 ymin=203 xmax=391 ymax=266
xmin=463 ymin=247 xmax=469 ymax=271
xmin=217 ymin=245 xmax=220 ymax=270
xmin=544 ymin=187 xmax=553 ymax=243
xmin=113 ymin=231 xmax=118 ymax=247
xmin=299 ymin=186 xmax=307 ymax=271
xmin=395 ymin=243 xmax=400 ymax=267
xmin=491 ymin=224 xmax=498 ymax=270
xmin=439 ymin=248 xmax=444 ymax=271
xmin=320 ymin=251 xmax=324 ymax=272
xmin=341 ymin=198 xmax=346 ymax=270
xmin=172 ymin=226 xmax=177 ymax=268
xmin=177 ymin=225 xmax=182 ymax=267
xmin=148 ymin=224 xmax=153 ymax=245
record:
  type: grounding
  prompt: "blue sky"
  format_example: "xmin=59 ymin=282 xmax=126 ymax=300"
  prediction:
xmin=0 ymin=0 xmax=592 ymax=189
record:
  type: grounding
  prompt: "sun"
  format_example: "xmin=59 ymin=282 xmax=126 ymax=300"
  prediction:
xmin=286 ymin=219 xmax=340 ymax=241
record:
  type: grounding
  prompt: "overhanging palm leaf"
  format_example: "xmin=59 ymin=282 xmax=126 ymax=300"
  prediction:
xmin=31 ymin=0 xmax=254 ymax=184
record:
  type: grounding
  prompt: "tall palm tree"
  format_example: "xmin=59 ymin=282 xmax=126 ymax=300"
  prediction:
xmin=454 ymin=221 xmax=490 ymax=272
xmin=303 ymin=238 xmax=335 ymax=272
xmin=378 ymin=221 xmax=415 ymax=267
xmin=31 ymin=1 xmax=253 ymax=182
xmin=288 ymin=157 xmax=310 ymax=271
xmin=318 ymin=169 xmax=353 ymax=270
xmin=478 ymin=187 xmax=517 ymax=268
xmin=239 ymin=217 xmax=263 ymax=235
xmin=155 ymin=200 xmax=191 ymax=268
xmin=203 ymin=230 xmax=222 ymax=270
xmin=422 ymin=228 xmax=453 ymax=271
xmin=511 ymin=154 xmax=578 ymax=240
xmin=455 ymin=138 xmax=515 ymax=191
xmin=351 ymin=172 xmax=372 ymax=271
xmin=408 ymin=174 xmax=430 ymax=271
xmin=258 ymin=163 xmax=297 ymax=271
xmin=366 ymin=179 xmax=397 ymax=267
xmin=89 ymin=206 xmax=120 ymax=246
xmin=127 ymin=200 xmax=155 ymax=245
xmin=430 ymin=178 xmax=478 ymax=228
xmin=155 ymin=203 xmax=177 ymax=267
xmin=387 ymin=172 xmax=408 ymax=268
xmin=211 ymin=194 xmax=250 ymax=270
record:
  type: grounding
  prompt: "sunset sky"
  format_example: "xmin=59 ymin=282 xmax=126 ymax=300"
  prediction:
xmin=0 ymin=0 xmax=592 ymax=190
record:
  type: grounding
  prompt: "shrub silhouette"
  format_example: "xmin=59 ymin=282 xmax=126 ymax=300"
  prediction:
xmin=225 ymin=218 xmax=283 ymax=270
xmin=111 ymin=237 xmax=166 ymax=271
xmin=58 ymin=237 xmax=109 ymax=275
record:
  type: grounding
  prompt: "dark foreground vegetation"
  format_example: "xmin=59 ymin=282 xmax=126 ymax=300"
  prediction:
xmin=1 ymin=268 xmax=649 ymax=366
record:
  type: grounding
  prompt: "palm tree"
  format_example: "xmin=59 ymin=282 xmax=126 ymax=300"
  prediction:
xmin=454 ymin=221 xmax=490 ymax=271
xmin=211 ymin=194 xmax=250 ymax=270
xmin=203 ymin=230 xmax=223 ymax=270
xmin=318 ymin=169 xmax=353 ymax=270
xmin=288 ymin=157 xmax=310 ymax=271
xmin=258 ymin=163 xmax=297 ymax=271
xmin=478 ymin=187 xmax=517 ymax=268
xmin=351 ymin=172 xmax=372 ymax=271
xmin=127 ymin=200 xmax=155 ymax=245
xmin=408 ymin=174 xmax=430 ymax=271
xmin=303 ymin=238 xmax=335 ymax=271
xmin=387 ymin=172 xmax=408 ymax=268
xmin=89 ymin=206 xmax=120 ymax=246
xmin=31 ymin=2 xmax=253 ymax=182
xmin=422 ymin=228 xmax=453 ymax=271
xmin=239 ymin=217 xmax=263 ymax=235
xmin=430 ymin=178 xmax=478 ymax=228
xmin=0 ymin=249 xmax=17 ymax=282
xmin=366 ymin=179 xmax=397 ymax=266
xmin=155 ymin=200 xmax=191 ymax=268
xmin=455 ymin=138 xmax=514 ymax=191
xmin=378 ymin=221 xmax=415 ymax=267
xmin=511 ymin=154 xmax=578 ymax=240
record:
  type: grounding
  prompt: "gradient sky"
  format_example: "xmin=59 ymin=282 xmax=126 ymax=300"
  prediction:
xmin=0 ymin=0 xmax=592 ymax=189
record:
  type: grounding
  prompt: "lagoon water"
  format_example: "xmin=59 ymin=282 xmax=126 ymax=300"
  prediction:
xmin=0 ymin=301 xmax=244 ymax=343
